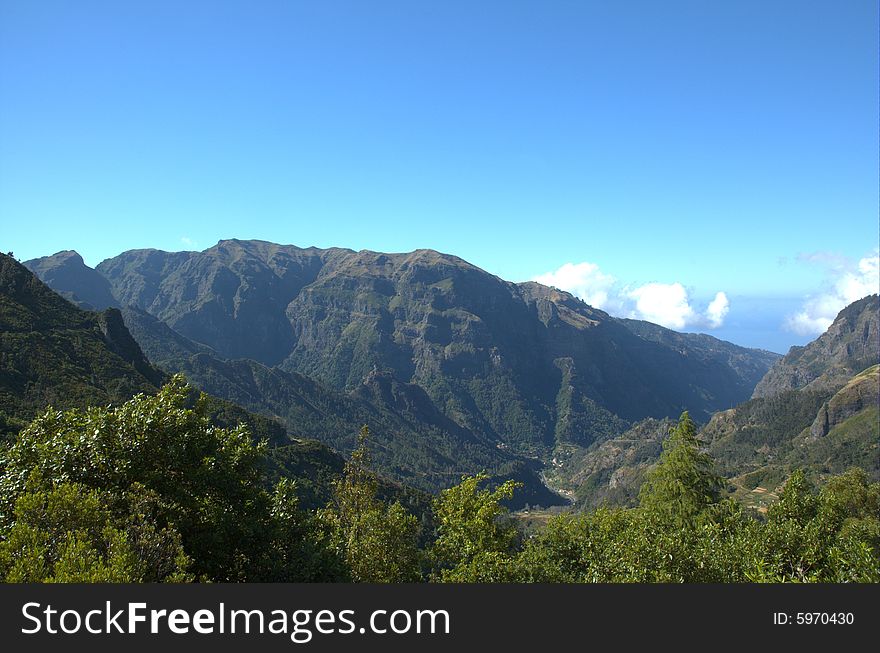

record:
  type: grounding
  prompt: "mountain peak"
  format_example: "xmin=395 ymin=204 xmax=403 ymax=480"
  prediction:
xmin=752 ymin=294 xmax=879 ymax=398
xmin=24 ymin=250 xmax=119 ymax=311
xmin=48 ymin=249 xmax=84 ymax=264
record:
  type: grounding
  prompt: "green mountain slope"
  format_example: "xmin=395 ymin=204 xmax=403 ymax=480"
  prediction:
xmin=703 ymin=365 xmax=879 ymax=511
xmin=1 ymin=252 xmax=289 ymax=444
xmin=116 ymin=304 xmax=560 ymax=503
xmin=544 ymin=417 xmax=674 ymax=510
xmin=54 ymin=240 xmax=778 ymax=454
xmin=0 ymin=253 xmax=159 ymax=437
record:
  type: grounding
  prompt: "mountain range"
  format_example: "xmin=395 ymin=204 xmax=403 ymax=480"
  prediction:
xmin=17 ymin=240 xmax=879 ymax=512
xmin=22 ymin=241 xmax=786 ymax=500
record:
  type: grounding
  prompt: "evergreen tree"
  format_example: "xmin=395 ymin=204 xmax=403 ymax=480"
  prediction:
xmin=638 ymin=411 xmax=724 ymax=526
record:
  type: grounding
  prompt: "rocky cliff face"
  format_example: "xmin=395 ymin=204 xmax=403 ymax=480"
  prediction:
xmin=276 ymin=247 xmax=777 ymax=451
xmin=752 ymin=295 xmax=879 ymax=398
xmin=96 ymin=241 xmax=351 ymax=365
xmin=96 ymin=308 xmax=165 ymax=387
xmin=809 ymin=365 xmax=879 ymax=439
xmin=27 ymin=240 xmax=779 ymax=458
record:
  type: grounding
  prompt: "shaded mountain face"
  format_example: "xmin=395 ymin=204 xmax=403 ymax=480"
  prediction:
xmin=95 ymin=241 xmax=350 ymax=365
xmin=0 ymin=253 xmax=160 ymax=436
xmin=752 ymin=294 xmax=879 ymax=398
xmin=115 ymin=303 xmax=560 ymax=503
xmin=618 ymin=318 xmax=780 ymax=393
xmin=28 ymin=240 xmax=778 ymax=459
xmin=24 ymin=250 xmax=119 ymax=311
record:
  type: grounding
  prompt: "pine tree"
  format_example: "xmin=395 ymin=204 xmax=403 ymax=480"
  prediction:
xmin=638 ymin=411 xmax=723 ymax=526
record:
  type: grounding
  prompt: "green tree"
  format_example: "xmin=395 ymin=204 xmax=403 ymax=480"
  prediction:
xmin=746 ymin=469 xmax=880 ymax=582
xmin=321 ymin=426 xmax=421 ymax=582
xmin=818 ymin=468 xmax=880 ymax=552
xmin=0 ymin=375 xmax=331 ymax=582
xmin=264 ymin=478 xmax=349 ymax=582
xmin=0 ymin=480 xmax=190 ymax=582
xmin=638 ymin=411 xmax=724 ymax=527
xmin=513 ymin=508 xmax=635 ymax=582
xmin=430 ymin=473 xmax=521 ymax=582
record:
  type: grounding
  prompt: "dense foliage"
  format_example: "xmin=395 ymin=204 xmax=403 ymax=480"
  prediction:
xmin=318 ymin=426 xmax=422 ymax=582
xmin=0 ymin=377 xmax=345 ymax=582
xmin=1 ymin=389 xmax=876 ymax=583
xmin=514 ymin=419 xmax=879 ymax=583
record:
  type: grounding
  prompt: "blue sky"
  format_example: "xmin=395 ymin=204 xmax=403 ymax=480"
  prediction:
xmin=1 ymin=1 xmax=877 ymax=352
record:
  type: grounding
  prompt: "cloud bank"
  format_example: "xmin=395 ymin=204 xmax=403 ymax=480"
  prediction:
xmin=785 ymin=252 xmax=879 ymax=336
xmin=532 ymin=263 xmax=729 ymax=330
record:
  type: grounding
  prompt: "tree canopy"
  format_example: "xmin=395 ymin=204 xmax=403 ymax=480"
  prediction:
xmin=1 ymin=393 xmax=877 ymax=584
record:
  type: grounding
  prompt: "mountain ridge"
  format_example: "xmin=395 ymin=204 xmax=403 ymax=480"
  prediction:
xmin=24 ymin=241 xmax=784 ymax=505
xmin=752 ymin=294 xmax=878 ymax=398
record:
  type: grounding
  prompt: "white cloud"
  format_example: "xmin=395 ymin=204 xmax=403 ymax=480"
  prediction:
xmin=785 ymin=252 xmax=879 ymax=336
xmin=531 ymin=262 xmax=730 ymax=330
xmin=180 ymin=236 xmax=197 ymax=248
xmin=626 ymin=282 xmax=696 ymax=329
xmin=841 ymin=255 xmax=879 ymax=302
xmin=786 ymin=310 xmax=834 ymax=336
xmin=705 ymin=291 xmax=730 ymax=329
xmin=533 ymin=262 xmax=617 ymax=311
xmin=795 ymin=251 xmax=851 ymax=271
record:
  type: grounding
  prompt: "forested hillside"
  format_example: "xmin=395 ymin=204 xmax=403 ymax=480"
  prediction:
xmin=25 ymin=242 xmax=779 ymax=502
